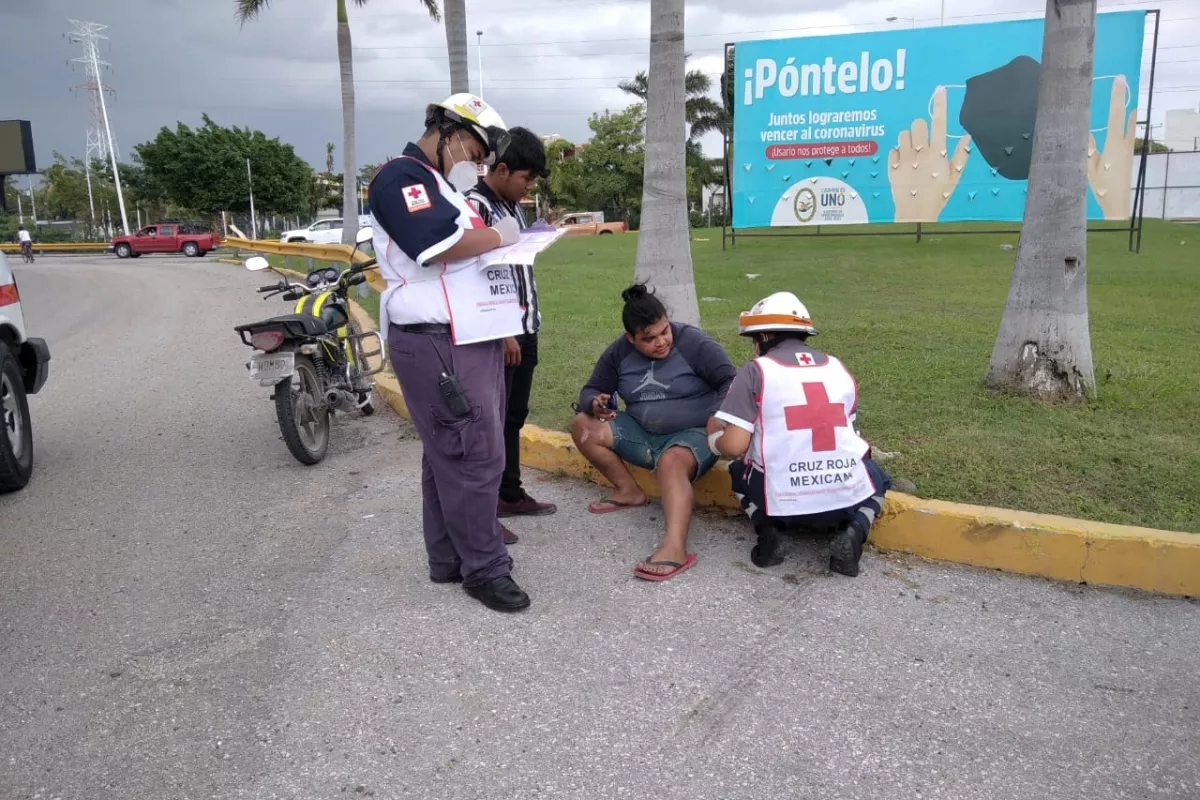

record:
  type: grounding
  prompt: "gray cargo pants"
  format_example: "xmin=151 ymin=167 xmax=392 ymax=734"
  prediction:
xmin=387 ymin=325 xmax=511 ymax=586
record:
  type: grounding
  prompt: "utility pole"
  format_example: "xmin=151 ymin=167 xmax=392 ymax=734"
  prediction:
xmin=26 ymin=176 xmax=37 ymax=227
xmin=246 ymin=158 xmax=258 ymax=241
xmin=84 ymin=142 xmax=96 ymax=229
xmin=68 ymin=20 xmax=130 ymax=235
xmin=477 ymin=30 xmax=485 ymax=99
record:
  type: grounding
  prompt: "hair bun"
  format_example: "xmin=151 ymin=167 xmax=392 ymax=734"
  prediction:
xmin=622 ymin=283 xmax=650 ymax=304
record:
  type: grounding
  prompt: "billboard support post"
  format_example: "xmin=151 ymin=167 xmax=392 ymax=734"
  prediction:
xmin=1129 ymin=9 xmax=1160 ymax=254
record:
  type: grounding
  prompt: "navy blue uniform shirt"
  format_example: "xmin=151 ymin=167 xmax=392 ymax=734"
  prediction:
xmin=368 ymin=143 xmax=464 ymax=266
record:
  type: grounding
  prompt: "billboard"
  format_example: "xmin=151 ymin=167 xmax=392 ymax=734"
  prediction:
xmin=0 ymin=121 xmax=37 ymax=174
xmin=731 ymin=11 xmax=1146 ymax=228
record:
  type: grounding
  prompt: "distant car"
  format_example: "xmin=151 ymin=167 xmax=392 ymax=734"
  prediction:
xmin=111 ymin=223 xmax=219 ymax=258
xmin=555 ymin=212 xmax=627 ymax=236
xmin=280 ymin=216 xmax=373 ymax=244
xmin=0 ymin=250 xmax=51 ymax=492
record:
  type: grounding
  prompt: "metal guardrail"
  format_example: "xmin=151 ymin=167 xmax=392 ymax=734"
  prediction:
xmin=223 ymin=236 xmax=385 ymax=292
xmin=222 ymin=236 xmax=371 ymax=264
xmin=0 ymin=242 xmax=111 ymax=253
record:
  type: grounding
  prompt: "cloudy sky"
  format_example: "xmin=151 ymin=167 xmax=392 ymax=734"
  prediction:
xmin=3 ymin=0 xmax=1197 ymax=176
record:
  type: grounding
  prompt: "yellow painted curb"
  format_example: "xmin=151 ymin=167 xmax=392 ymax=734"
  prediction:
xmin=345 ymin=295 xmax=1199 ymax=598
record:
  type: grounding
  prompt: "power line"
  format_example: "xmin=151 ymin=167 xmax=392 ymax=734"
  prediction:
xmin=196 ymin=59 xmax=1200 ymax=88
xmin=349 ymin=0 xmax=1196 ymax=24
xmin=149 ymin=84 xmax=1200 ymax=116
xmin=354 ymin=43 xmax=1200 ymax=61
xmin=352 ymin=9 xmax=1200 ymax=50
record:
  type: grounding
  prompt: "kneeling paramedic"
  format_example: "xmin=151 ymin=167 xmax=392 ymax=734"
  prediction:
xmin=705 ymin=293 xmax=892 ymax=577
xmin=368 ymin=93 xmax=531 ymax=612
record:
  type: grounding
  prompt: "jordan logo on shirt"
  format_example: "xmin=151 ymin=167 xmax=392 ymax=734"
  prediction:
xmin=632 ymin=362 xmax=670 ymax=401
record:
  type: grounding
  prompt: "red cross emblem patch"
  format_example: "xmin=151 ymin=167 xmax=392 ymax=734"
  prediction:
xmin=403 ymin=184 xmax=432 ymax=212
xmin=784 ymin=383 xmax=848 ymax=452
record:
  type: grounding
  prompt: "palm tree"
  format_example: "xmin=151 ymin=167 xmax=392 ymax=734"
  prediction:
xmin=443 ymin=0 xmax=469 ymax=94
xmin=236 ymin=0 xmax=441 ymax=245
xmin=634 ymin=0 xmax=701 ymax=327
xmin=618 ymin=59 xmax=728 ymax=141
xmin=325 ymin=142 xmax=335 ymax=174
xmin=985 ymin=0 xmax=1096 ymax=401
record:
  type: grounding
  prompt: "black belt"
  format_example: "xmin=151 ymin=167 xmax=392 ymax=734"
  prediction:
xmin=392 ymin=323 xmax=451 ymax=335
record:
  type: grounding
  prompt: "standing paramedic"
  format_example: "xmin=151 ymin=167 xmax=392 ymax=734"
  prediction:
xmin=462 ymin=127 xmax=558 ymax=523
xmin=368 ymin=93 xmax=532 ymax=613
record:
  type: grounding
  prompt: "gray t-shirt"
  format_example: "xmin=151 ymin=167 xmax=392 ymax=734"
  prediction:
xmin=579 ymin=323 xmax=737 ymax=435
xmin=716 ymin=339 xmax=836 ymax=430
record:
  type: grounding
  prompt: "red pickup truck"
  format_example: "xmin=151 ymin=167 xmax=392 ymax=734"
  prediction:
xmin=111 ymin=224 xmax=219 ymax=259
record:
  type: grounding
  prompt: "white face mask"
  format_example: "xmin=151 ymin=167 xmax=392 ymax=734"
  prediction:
xmin=445 ymin=136 xmax=481 ymax=192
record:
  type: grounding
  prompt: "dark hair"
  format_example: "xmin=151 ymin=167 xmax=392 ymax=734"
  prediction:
xmin=621 ymin=283 xmax=668 ymax=335
xmin=755 ymin=331 xmax=809 ymax=353
xmin=497 ymin=127 xmax=547 ymax=179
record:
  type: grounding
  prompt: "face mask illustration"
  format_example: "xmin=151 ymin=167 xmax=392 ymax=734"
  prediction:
xmin=957 ymin=55 xmax=1041 ymax=181
xmin=951 ymin=56 xmax=1132 ymax=182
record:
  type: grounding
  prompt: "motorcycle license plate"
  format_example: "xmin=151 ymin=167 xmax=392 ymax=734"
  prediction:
xmin=248 ymin=352 xmax=294 ymax=382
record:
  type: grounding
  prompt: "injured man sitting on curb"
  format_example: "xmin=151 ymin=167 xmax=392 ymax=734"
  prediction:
xmin=572 ymin=283 xmax=736 ymax=582
xmin=706 ymin=292 xmax=892 ymax=577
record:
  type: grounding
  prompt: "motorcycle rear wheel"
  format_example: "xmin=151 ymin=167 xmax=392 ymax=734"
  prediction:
xmin=275 ymin=354 xmax=329 ymax=465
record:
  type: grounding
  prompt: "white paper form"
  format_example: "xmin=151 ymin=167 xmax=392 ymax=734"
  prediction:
xmin=476 ymin=222 xmax=569 ymax=268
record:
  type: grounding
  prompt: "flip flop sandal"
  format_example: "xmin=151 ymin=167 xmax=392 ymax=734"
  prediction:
xmin=587 ymin=496 xmax=651 ymax=514
xmin=634 ymin=553 xmax=699 ymax=582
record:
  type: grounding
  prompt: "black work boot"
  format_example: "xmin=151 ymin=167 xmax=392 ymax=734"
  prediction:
xmin=751 ymin=520 xmax=785 ymax=568
xmin=829 ymin=520 xmax=868 ymax=577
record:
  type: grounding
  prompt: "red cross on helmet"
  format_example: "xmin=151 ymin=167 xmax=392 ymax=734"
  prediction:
xmin=425 ymin=93 xmax=510 ymax=165
xmin=738 ymin=291 xmax=819 ymax=337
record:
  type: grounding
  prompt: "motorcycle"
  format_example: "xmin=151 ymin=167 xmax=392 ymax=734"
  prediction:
xmin=234 ymin=228 xmax=387 ymax=465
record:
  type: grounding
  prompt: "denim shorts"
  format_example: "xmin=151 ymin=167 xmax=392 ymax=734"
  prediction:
xmin=609 ymin=412 xmax=719 ymax=480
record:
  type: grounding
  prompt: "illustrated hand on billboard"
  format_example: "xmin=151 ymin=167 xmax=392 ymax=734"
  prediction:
xmin=1088 ymin=75 xmax=1137 ymax=221
xmin=888 ymin=86 xmax=972 ymax=223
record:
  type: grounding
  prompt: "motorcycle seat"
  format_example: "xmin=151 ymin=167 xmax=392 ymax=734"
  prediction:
xmin=235 ymin=314 xmax=329 ymax=337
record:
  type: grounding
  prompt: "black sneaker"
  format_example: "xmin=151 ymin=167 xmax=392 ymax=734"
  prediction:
xmin=829 ymin=521 xmax=867 ymax=577
xmin=751 ymin=521 xmax=785 ymax=568
xmin=465 ymin=576 xmax=531 ymax=612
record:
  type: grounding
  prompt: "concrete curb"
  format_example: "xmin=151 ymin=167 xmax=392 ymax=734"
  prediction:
xmin=339 ymin=287 xmax=1198 ymax=597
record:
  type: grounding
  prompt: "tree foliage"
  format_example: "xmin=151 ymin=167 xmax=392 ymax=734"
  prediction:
xmin=547 ymin=107 xmax=646 ymax=226
xmin=618 ymin=56 xmax=729 ymax=141
xmin=620 ymin=56 xmax=728 ymax=212
xmin=134 ymin=115 xmax=313 ymax=217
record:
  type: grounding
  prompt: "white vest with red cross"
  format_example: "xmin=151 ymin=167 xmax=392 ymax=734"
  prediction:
xmin=750 ymin=353 xmax=876 ymax=517
xmin=373 ymin=156 xmax=525 ymax=345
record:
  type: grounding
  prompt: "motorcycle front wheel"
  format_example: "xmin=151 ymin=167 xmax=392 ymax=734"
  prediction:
xmin=274 ymin=354 xmax=330 ymax=465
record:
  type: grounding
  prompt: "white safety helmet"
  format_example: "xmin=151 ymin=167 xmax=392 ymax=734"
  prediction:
xmin=738 ymin=291 xmax=818 ymax=337
xmin=426 ymin=93 xmax=510 ymax=165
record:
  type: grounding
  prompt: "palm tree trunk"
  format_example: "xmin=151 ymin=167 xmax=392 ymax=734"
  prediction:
xmin=984 ymin=0 xmax=1097 ymax=401
xmin=336 ymin=0 xmax=358 ymax=245
xmin=635 ymin=0 xmax=700 ymax=327
xmin=443 ymin=0 xmax=469 ymax=94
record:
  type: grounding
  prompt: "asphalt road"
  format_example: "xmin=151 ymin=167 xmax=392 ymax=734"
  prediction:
xmin=2 ymin=255 xmax=1198 ymax=800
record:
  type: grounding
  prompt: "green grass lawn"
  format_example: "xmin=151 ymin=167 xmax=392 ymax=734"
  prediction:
xmin=250 ymin=223 xmax=1199 ymax=532
xmin=527 ymin=220 xmax=1199 ymax=532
